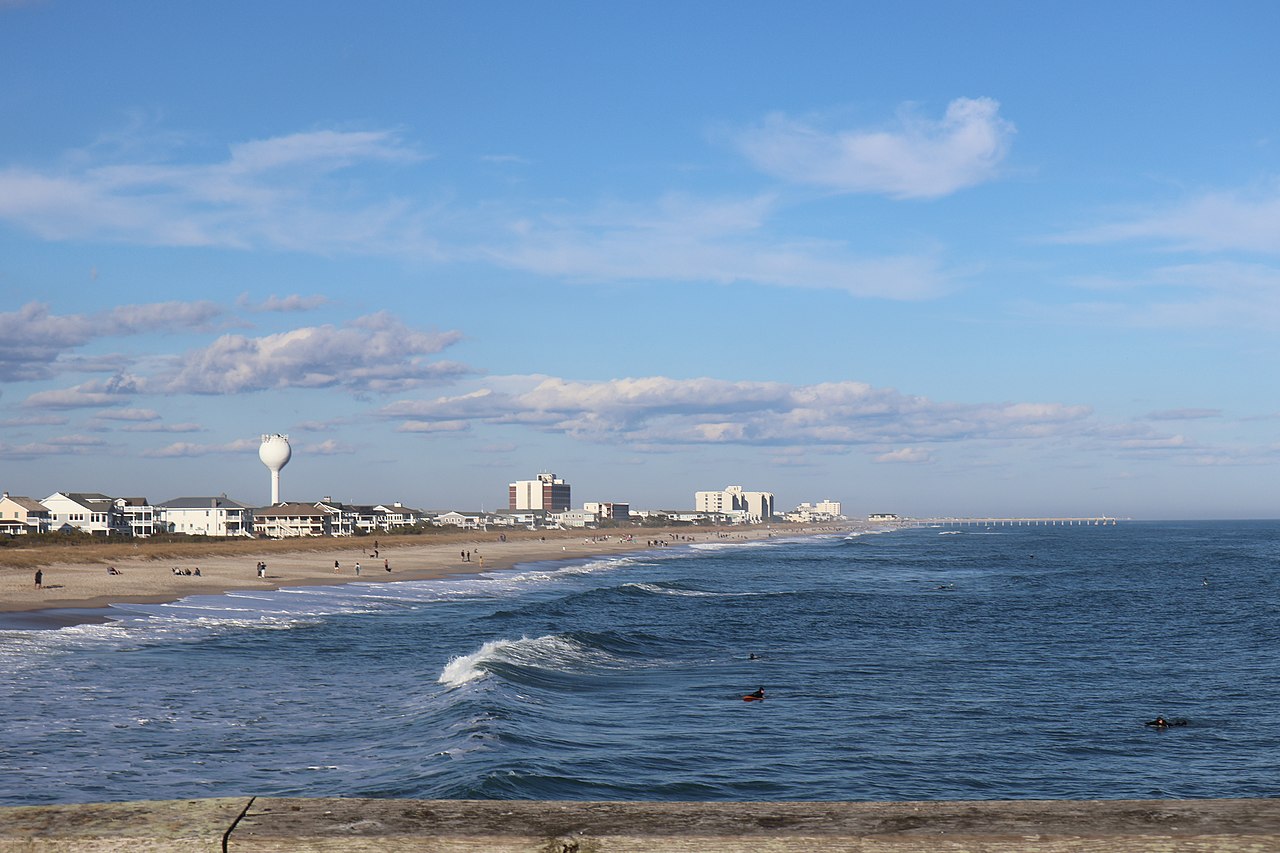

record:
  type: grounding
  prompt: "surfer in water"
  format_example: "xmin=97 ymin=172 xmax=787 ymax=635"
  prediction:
xmin=1145 ymin=716 xmax=1187 ymax=727
xmin=747 ymin=687 xmax=765 ymax=700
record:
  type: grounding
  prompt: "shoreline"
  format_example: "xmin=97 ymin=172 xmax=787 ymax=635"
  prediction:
xmin=0 ymin=523 xmax=856 ymax=626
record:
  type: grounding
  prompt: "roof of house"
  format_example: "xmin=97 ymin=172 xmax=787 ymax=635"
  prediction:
xmin=45 ymin=492 xmax=114 ymax=509
xmin=159 ymin=496 xmax=252 ymax=510
xmin=2 ymin=496 xmax=50 ymax=513
xmin=255 ymin=502 xmax=328 ymax=518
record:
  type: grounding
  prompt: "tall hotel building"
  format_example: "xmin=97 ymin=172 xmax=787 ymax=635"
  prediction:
xmin=509 ymin=472 xmax=571 ymax=512
xmin=694 ymin=485 xmax=775 ymax=522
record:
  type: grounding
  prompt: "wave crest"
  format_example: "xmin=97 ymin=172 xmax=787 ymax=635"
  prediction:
xmin=437 ymin=634 xmax=612 ymax=687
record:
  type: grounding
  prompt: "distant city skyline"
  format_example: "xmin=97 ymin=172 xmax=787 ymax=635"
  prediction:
xmin=1 ymin=3 xmax=1278 ymax=520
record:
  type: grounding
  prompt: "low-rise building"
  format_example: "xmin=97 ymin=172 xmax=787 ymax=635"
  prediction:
xmin=314 ymin=498 xmax=356 ymax=536
xmin=254 ymin=502 xmax=332 ymax=537
xmin=372 ymin=503 xmax=424 ymax=529
xmin=583 ymin=501 xmax=630 ymax=522
xmin=115 ymin=497 xmax=157 ymax=537
xmin=41 ymin=492 xmax=130 ymax=535
xmin=0 ymin=493 xmax=51 ymax=534
xmin=435 ymin=511 xmax=487 ymax=529
xmin=158 ymin=496 xmax=254 ymax=537
xmin=786 ymin=500 xmax=845 ymax=523
xmin=553 ymin=509 xmax=597 ymax=528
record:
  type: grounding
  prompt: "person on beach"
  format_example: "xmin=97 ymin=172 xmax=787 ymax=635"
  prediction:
xmin=334 ymin=560 xmax=340 ymax=573
xmin=384 ymin=559 xmax=390 ymax=572
xmin=355 ymin=562 xmax=361 ymax=576
xmin=35 ymin=569 xmax=42 ymax=589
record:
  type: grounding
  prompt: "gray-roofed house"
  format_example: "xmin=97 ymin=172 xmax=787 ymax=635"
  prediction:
xmin=40 ymin=492 xmax=130 ymax=535
xmin=254 ymin=502 xmax=331 ymax=538
xmin=157 ymin=496 xmax=254 ymax=537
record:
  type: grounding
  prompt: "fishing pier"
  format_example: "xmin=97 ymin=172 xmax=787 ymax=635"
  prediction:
xmin=898 ymin=516 xmax=1119 ymax=527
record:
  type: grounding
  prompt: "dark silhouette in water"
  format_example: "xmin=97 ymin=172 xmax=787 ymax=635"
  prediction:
xmin=1145 ymin=716 xmax=1188 ymax=728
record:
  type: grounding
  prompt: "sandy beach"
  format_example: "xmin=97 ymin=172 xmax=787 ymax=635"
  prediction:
xmin=0 ymin=524 xmax=852 ymax=618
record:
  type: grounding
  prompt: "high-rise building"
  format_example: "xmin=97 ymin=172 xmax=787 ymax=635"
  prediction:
xmin=694 ymin=485 xmax=775 ymax=522
xmin=509 ymin=472 xmax=571 ymax=512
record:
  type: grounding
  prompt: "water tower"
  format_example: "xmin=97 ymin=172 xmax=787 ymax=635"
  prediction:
xmin=259 ymin=434 xmax=292 ymax=505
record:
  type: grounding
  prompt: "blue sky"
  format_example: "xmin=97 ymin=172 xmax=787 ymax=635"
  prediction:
xmin=1 ymin=1 xmax=1277 ymax=519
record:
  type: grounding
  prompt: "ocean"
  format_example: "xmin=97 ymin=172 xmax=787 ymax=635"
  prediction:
xmin=1 ymin=520 xmax=1277 ymax=806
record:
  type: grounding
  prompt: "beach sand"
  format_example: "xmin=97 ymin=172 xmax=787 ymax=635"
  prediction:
xmin=0 ymin=524 xmax=851 ymax=618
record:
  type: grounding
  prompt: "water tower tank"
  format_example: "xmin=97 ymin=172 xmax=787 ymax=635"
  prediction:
xmin=259 ymin=434 xmax=292 ymax=504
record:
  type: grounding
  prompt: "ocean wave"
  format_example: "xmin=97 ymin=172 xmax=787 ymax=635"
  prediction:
xmin=845 ymin=528 xmax=895 ymax=539
xmin=623 ymin=582 xmax=718 ymax=597
xmin=620 ymin=582 xmax=761 ymax=598
xmin=688 ymin=539 xmax=780 ymax=551
xmin=437 ymin=634 xmax=622 ymax=688
xmin=487 ymin=555 xmax=640 ymax=585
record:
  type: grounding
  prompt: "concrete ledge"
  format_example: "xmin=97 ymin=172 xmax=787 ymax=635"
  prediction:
xmin=2 ymin=797 xmax=1279 ymax=852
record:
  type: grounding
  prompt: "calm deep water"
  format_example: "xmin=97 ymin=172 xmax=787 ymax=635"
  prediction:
xmin=2 ymin=520 xmax=1277 ymax=805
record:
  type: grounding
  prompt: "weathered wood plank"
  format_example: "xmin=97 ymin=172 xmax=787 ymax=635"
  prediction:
xmin=4 ymin=797 xmax=1280 ymax=852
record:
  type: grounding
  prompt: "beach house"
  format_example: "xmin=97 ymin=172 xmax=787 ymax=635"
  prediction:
xmin=253 ymin=502 xmax=332 ymax=537
xmin=0 ymin=493 xmax=52 ymax=534
xmin=40 ymin=492 xmax=130 ymax=535
xmin=157 ymin=496 xmax=255 ymax=537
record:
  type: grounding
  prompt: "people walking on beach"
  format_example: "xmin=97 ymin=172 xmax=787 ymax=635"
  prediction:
xmin=355 ymin=562 xmax=361 ymax=576
xmin=334 ymin=560 xmax=340 ymax=573
xmin=34 ymin=569 xmax=42 ymax=589
xmin=384 ymin=559 xmax=390 ymax=572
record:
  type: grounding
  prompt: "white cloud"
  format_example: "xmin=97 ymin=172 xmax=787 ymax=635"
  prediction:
xmin=120 ymin=422 xmax=204 ymax=433
xmin=301 ymin=439 xmax=356 ymax=455
xmin=0 ymin=129 xmax=426 ymax=253
xmin=1 ymin=125 xmax=960 ymax=299
xmin=236 ymin=293 xmax=331 ymax=313
xmin=1055 ymin=262 xmax=1280 ymax=331
xmin=486 ymin=193 xmax=950 ymax=299
xmin=141 ymin=438 xmax=260 ymax=458
xmin=0 ymin=301 xmax=221 ymax=382
xmin=1146 ymin=408 xmax=1221 ymax=421
xmin=736 ymin=97 xmax=1014 ymax=199
xmin=22 ymin=375 xmax=142 ymax=409
xmin=396 ymin=420 xmax=471 ymax=433
xmin=382 ymin=375 xmax=1101 ymax=457
xmin=158 ymin=311 xmax=470 ymax=395
xmin=1059 ymin=181 xmax=1280 ymax=253
xmin=874 ymin=447 xmax=933 ymax=464
xmin=94 ymin=408 xmax=161 ymax=422
xmin=0 ymin=414 xmax=68 ymax=427
xmin=14 ymin=308 xmax=473 ymax=419
xmin=0 ymin=434 xmax=108 ymax=459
